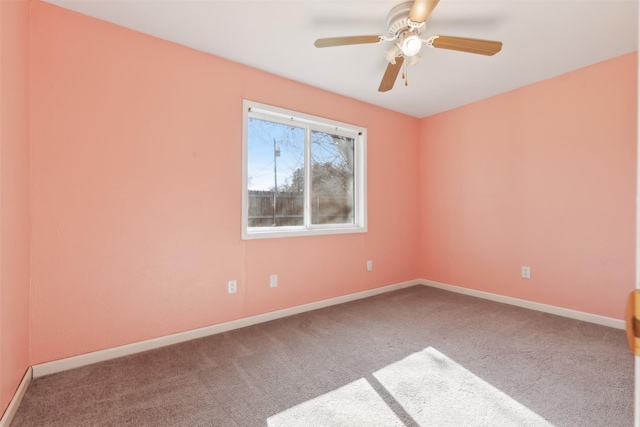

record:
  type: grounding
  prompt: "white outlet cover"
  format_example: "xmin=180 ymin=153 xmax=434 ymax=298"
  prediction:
xmin=270 ymin=274 xmax=278 ymax=288
xmin=228 ymin=280 xmax=237 ymax=294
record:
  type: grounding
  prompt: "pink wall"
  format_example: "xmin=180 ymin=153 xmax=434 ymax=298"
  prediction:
xmin=419 ymin=52 xmax=637 ymax=319
xmin=0 ymin=0 xmax=31 ymax=415
xmin=29 ymin=2 xmax=420 ymax=364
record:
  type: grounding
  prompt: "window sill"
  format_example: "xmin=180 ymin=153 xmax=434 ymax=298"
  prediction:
xmin=242 ymin=225 xmax=367 ymax=240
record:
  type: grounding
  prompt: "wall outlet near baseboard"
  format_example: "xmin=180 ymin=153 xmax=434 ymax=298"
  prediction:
xmin=270 ymin=274 xmax=278 ymax=288
xmin=521 ymin=266 xmax=531 ymax=279
xmin=228 ymin=280 xmax=237 ymax=294
xmin=367 ymin=260 xmax=373 ymax=271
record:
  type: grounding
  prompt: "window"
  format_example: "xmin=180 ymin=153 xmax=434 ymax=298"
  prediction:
xmin=242 ymin=100 xmax=367 ymax=239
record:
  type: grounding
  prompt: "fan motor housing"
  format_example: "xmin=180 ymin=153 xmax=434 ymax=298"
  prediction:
xmin=386 ymin=1 xmax=426 ymax=37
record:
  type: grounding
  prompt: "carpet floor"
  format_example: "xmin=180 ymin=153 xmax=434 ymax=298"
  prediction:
xmin=11 ymin=285 xmax=633 ymax=426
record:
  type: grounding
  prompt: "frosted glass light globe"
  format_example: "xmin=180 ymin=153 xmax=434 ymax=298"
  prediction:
xmin=401 ymin=35 xmax=421 ymax=57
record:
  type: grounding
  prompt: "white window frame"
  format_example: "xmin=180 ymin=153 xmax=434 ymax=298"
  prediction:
xmin=242 ymin=100 xmax=367 ymax=240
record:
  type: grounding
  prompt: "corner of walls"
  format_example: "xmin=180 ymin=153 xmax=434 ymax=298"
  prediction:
xmin=418 ymin=52 xmax=638 ymax=320
xmin=417 ymin=117 xmax=429 ymax=270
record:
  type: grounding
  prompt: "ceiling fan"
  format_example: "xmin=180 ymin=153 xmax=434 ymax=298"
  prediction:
xmin=314 ymin=0 xmax=503 ymax=92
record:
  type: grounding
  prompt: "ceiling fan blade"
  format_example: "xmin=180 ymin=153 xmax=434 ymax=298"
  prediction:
xmin=430 ymin=36 xmax=503 ymax=56
xmin=314 ymin=35 xmax=381 ymax=48
xmin=378 ymin=56 xmax=405 ymax=92
xmin=409 ymin=0 xmax=440 ymax=23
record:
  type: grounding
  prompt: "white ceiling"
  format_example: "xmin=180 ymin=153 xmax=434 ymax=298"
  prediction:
xmin=43 ymin=0 xmax=638 ymax=118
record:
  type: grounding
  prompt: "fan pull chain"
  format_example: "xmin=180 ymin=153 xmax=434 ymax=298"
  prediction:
xmin=404 ymin=60 xmax=408 ymax=86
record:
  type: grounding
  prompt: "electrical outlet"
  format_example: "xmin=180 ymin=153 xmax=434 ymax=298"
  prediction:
xmin=270 ymin=274 xmax=278 ymax=288
xmin=228 ymin=280 xmax=237 ymax=294
xmin=521 ymin=266 xmax=531 ymax=279
xmin=367 ymin=260 xmax=373 ymax=271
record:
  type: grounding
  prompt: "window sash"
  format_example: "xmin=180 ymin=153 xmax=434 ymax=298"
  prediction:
xmin=242 ymin=100 xmax=367 ymax=239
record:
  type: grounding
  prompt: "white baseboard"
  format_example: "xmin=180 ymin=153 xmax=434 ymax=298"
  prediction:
xmin=0 ymin=367 xmax=32 ymax=427
xmin=32 ymin=277 xmax=623 ymax=379
xmin=32 ymin=279 xmax=421 ymax=378
xmin=421 ymin=279 xmax=625 ymax=330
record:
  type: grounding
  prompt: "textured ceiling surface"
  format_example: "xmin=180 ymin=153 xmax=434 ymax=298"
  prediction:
xmin=44 ymin=0 xmax=638 ymax=118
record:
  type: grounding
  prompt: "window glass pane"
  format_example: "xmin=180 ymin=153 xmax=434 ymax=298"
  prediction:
xmin=247 ymin=118 xmax=305 ymax=227
xmin=310 ymin=131 xmax=355 ymax=225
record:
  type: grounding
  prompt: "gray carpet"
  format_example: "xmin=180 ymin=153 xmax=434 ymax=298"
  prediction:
xmin=11 ymin=285 xmax=633 ymax=426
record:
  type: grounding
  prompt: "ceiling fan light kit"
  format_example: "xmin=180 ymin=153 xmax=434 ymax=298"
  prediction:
xmin=406 ymin=54 xmax=421 ymax=66
xmin=384 ymin=43 xmax=401 ymax=64
xmin=401 ymin=34 xmax=422 ymax=56
xmin=313 ymin=0 xmax=503 ymax=93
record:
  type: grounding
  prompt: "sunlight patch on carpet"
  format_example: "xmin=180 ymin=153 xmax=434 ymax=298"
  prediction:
xmin=267 ymin=347 xmax=552 ymax=426
xmin=267 ymin=378 xmax=404 ymax=427
xmin=373 ymin=347 xmax=553 ymax=426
